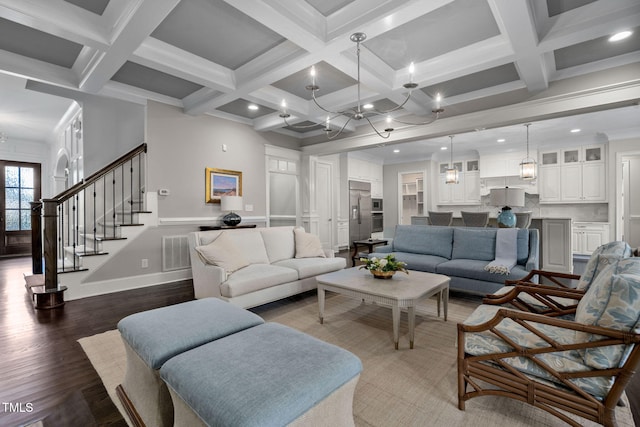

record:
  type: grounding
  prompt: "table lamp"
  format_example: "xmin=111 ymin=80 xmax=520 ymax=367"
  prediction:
xmin=220 ymin=196 xmax=243 ymax=226
xmin=489 ymin=187 xmax=524 ymax=228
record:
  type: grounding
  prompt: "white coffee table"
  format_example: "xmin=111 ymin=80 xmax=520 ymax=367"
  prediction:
xmin=316 ymin=267 xmax=450 ymax=350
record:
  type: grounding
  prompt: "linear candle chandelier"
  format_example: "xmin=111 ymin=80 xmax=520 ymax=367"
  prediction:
xmin=279 ymin=32 xmax=444 ymax=140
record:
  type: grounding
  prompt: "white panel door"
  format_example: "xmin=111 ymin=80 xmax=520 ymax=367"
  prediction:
xmin=316 ymin=162 xmax=333 ymax=251
xmin=624 ymin=156 xmax=640 ymax=248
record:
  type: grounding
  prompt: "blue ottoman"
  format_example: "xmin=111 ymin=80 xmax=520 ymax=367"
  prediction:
xmin=116 ymin=298 xmax=264 ymax=427
xmin=160 ymin=323 xmax=362 ymax=427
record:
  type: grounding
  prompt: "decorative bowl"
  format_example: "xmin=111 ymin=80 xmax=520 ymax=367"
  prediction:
xmin=370 ymin=270 xmax=395 ymax=279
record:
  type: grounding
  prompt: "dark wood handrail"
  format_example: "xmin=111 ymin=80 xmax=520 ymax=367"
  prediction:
xmin=53 ymin=143 xmax=147 ymax=203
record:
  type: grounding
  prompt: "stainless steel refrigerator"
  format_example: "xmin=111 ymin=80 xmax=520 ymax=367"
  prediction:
xmin=349 ymin=180 xmax=372 ymax=246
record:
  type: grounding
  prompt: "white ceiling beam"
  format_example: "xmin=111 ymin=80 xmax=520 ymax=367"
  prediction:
xmin=0 ymin=0 xmax=109 ymax=49
xmin=253 ymin=112 xmax=289 ymax=132
xmin=223 ymin=0 xmax=326 ymax=51
xmin=79 ymin=0 xmax=180 ymax=93
xmin=538 ymin=0 xmax=640 ymax=51
xmin=0 ymin=49 xmax=78 ymax=87
xmin=412 ymin=36 xmax=515 ymax=88
xmin=301 ymin=67 xmax=640 ymax=156
xmin=234 ymin=41 xmax=304 ymax=86
xmin=489 ymin=0 xmax=549 ymax=93
xmin=99 ymin=80 xmax=179 ymax=107
xmin=132 ymin=38 xmax=236 ymax=92
xmin=327 ymin=0 xmax=454 ymax=41
xmin=185 ymin=0 xmax=433 ymax=116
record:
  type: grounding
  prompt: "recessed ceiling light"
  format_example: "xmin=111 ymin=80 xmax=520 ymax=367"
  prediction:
xmin=363 ymin=103 xmax=374 ymax=109
xmin=393 ymin=149 xmax=400 ymax=153
xmin=248 ymin=104 xmax=259 ymax=111
xmin=570 ymin=128 xmax=581 ymax=133
xmin=441 ymin=146 xmax=447 ymax=150
xmin=609 ymin=31 xmax=632 ymax=42
xmin=497 ymin=138 xmax=505 ymax=142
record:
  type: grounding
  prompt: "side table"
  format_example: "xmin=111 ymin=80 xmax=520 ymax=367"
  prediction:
xmin=351 ymin=238 xmax=389 ymax=267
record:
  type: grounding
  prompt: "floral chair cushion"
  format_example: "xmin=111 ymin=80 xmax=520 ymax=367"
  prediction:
xmin=463 ymin=304 xmax=614 ymax=398
xmin=575 ymin=258 xmax=640 ymax=369
xmin=577 ymin=241 xmax=633 ymax=290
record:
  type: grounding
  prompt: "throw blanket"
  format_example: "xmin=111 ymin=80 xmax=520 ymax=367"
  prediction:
xmin=484 ymin=228 xmax=518 ymax=275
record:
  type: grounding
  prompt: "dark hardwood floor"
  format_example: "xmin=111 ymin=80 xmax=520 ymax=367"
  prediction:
xmin=1 ymin=256 xmax=638 ymax=426
xmin=0 ymin=256 xmax=194 ymax=427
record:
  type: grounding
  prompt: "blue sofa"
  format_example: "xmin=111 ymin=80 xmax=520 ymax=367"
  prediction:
xmin=373 ymin=225 xmax=539 ymax=295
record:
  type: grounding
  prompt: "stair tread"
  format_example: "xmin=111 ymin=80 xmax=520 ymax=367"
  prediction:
xmin=100 ymin=222 xmax=144 ymax=227
xmin=58 ymin=267 xmax=89 ymax=274
xmin=24 ymin=274 xmax=45 ymax=287
xmin=95 ymin=236 xmax=127 ymax=241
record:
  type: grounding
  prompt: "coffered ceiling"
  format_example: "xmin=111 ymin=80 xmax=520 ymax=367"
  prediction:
xmin=0 ymin=0 xmax=638 ymax=160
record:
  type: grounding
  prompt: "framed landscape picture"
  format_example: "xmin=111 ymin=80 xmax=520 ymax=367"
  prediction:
xmin=205 ymin=168 xmax=242 ymax=203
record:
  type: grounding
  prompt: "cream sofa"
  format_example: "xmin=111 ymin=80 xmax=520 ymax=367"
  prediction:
xmin=188 ymin=226 xmax=346 ymax=308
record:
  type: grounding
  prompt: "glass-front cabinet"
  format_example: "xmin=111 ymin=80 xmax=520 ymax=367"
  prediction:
xmin=538 ymin=144 xmax=606 ymax=203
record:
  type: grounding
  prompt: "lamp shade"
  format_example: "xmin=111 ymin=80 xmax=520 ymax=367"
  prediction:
xmin=221 ymin=196 xmax=243 ymax=212
xmin=489 ymin=187 xmax=525 ymax=208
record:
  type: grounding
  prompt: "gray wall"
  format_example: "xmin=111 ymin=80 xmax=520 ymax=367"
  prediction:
xmin=86 ymin=102 xmax=299 ymax=281
xmin=82 ymin=96 xmax=146 ymax=176
xmin=147 ymin=101 xmax=289 ymax=219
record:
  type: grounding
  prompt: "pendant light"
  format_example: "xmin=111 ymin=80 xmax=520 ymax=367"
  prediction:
xmin=445 ymin=135 xmax=459 ymax=184
xmin=520 ymin=123 xmax=536 ymax=180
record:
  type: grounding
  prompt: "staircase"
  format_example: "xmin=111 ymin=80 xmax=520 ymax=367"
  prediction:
xmin=26 ymin=144 xmax=149 ymax=308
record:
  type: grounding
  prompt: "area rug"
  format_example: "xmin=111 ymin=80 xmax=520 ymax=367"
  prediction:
xmin=79 ymin=292 xmax=635 ymax=427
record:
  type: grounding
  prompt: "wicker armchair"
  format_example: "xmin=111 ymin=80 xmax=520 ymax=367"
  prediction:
xmin=458 ymin=257 xmax=640 ymax=427
xmin=484 ymin=241 xmax=634 ymax=317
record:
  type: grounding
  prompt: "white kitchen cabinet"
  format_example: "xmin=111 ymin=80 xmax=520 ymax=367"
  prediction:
xmin=542 ymin=218 xmax=573 ymax=273
xmin=572 ymin=222 xmax=610 ymax=255
xmin=464 ymin=172 xmax=481 ymax=203
xmin=348 ymin=158 xmax=383 ymax=198
xmin=337 ymin=219 xmax=349 ymax=249
xmin=539 ymin=144 xmax=606 ymax=204
xmin=438 ymin=160 xmax=480 ymax=205
xmin=539 ymin=165 xmax=561 ymax=202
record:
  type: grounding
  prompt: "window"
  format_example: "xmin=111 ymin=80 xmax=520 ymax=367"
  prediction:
xmin=5 ymin=166 xmax=34 ymax=231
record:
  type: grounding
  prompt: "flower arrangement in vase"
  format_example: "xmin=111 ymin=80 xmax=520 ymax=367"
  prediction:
xmin=359 ymin=254 xmax=408 ymax=279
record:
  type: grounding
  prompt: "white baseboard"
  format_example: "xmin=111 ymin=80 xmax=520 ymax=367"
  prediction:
xmin=65 ymin=269 xmax=192 ymax=301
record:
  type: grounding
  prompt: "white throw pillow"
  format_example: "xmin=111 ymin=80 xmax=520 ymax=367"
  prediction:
xmin=294 ymin=228 xmax=325 ymax=259
xmin=195 ymin=232 xmax=250 ymax=274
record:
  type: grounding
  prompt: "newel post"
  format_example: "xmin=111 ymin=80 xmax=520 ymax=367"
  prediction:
xmin=30 ymin=202 xmax=43 ymax=274
xmin=42 ymin=199 xmax=59 ymax=292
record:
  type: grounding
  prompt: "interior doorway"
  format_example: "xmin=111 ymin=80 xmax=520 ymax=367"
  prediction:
xmin=0 ymin=160 xmax=41 ymax=256
xmin=619 ymin=154 xmax=640 ymax=248
xmin=398 ymin=171 xmax=426 ymax=225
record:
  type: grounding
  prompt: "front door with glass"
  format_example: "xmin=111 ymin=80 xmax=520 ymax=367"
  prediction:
xmin=0 ymin=161 xmax=41 ymax=256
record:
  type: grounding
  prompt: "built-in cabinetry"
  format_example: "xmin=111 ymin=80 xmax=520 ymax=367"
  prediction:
xmin=542 ymin=218 xmax=573 ymax=273
xmin=348 ymin=157 xmax=383 ymax=198
xmin=539 ymin=144 xmax=606 ymax=203
xmin=437 ymin=159 xmax=480 ymax=205
xmin=572 ymin=222 xmax=610 ymax=255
